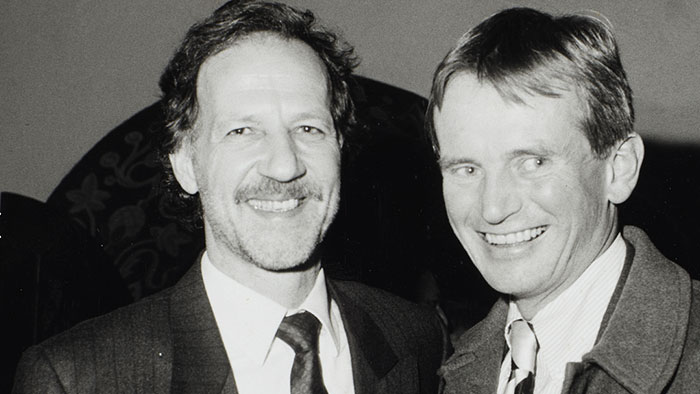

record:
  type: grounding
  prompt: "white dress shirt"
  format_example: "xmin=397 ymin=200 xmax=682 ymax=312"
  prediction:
xmin=497 ymin=233 xmax=626 ymax=394
xmin=201 ymin=252 xmax=355 ymax=394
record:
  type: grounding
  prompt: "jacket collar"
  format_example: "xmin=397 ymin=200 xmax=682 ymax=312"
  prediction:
xmin=327 ymin=280 xmax=399 ymax=394
xmin=441 ymin=227 xmax=692 ymax=394
xmin=439 ymin=297 xmax=507 ymax=394
xmin=167 ymin=262 xmax=405 ymax=394
xmin=579 ymin=226 xmax=692 ymax=394
xmin=169 ymin=261 xmax=237 ymax=394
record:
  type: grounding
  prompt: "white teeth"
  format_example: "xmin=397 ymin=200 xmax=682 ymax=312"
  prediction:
xmin=247 ymin=199 xmax=300 ymax=212
xmin=483 ymin=226 xmax=546 ymax=245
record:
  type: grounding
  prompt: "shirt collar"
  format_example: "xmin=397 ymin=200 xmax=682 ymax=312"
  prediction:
xmin=201 ymin=252 xmax=341 ymax=366
xmin=505 ymin=233 xmax=626 ymax=380
xmin=289 ymin=266 xmax=342 ymax=356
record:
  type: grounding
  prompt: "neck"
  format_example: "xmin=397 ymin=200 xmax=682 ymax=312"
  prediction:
xmin=515 ymin=218 xmax=621 ymax=320
xmin=207 ymin=248 xmax=321 ymax=310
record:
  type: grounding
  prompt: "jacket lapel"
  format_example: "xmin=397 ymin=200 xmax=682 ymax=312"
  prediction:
xmin=328 ymin=281 xmax=400 ymax=394
xmin=440 ymin=297 xmax=507 ymax=394
xmin=169 ymin=263 xmax=238 ymax=394
xmin=565 ymin=226 xmax=692 ymax=394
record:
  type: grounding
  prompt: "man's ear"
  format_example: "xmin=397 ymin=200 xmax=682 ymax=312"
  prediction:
xmin=606 ymin=133 xmax=644 ymax=204
xmin=169 ymin=144 xmax=199 ymax=195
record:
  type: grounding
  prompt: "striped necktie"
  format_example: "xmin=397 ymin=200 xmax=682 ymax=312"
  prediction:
xmin=506 ymin=318 xmax=538 ymax=394
xmin=275 ymin=311 xmax=329 ymax=394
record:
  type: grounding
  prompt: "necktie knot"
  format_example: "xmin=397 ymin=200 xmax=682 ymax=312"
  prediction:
xmin=275 ymin=311 xmax=328 ymax=394
xmin=276 ymin=311 xmax=323 ymax=354
xmin=509 ymin=318 xmax=538 ymax=373
xmin=506 ymin=318 xmax=538 ymax=394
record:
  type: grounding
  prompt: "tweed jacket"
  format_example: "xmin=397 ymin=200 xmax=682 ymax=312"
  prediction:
xmin=440 ymin=226 xmax=700 ymax=394
xmin=13 ymin=262 xmax=446 ymax=394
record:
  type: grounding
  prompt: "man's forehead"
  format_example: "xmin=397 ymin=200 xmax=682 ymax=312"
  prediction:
xmin=439 ymin=74 xmax=583 ymax=120
xmin=197 ymin=34 xmax=329 ymax=95
xmin=435 ymin=74 xmax=591 ymax=156
xmin=193 ymin=38 xmax=331 ymax=117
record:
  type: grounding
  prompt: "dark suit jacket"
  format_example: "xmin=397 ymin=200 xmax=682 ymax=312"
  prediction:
xmin=440 ymin=226 xmax=700 ymax=394
xmin=13 ymin=262 xmax=446 ymax=394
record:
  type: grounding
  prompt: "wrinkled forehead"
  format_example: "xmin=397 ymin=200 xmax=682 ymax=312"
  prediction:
xmin=437 ymin=71 xmax=588 ymax=133
xmin=197 ymin=33 xmax=330 ymax=100
xmin=434 ymin=72 xmax=592 ymax=153
xmin=468 ymin=64 xmax=581 ymax=105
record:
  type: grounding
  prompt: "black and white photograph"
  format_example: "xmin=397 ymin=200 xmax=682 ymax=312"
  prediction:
xmin=2 ymin=1 xmax=700 ymax=393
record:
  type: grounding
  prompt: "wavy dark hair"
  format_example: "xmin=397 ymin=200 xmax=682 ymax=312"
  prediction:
xmin=157 ymin=0 xmax=358 ymax=227
xmin=426 ymin=7 xmax=634 ymax=159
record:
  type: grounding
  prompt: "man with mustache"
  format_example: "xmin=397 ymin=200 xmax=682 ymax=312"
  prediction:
xmin=12 ymin=1 xmax=445 ymax=393
xmin=427 ymin=7 xmax=700 ymax=394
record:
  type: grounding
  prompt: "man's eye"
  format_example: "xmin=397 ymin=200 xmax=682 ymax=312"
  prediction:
xmin=299 ymin=126 xmax=324 ymax=134
xmin=227 ymin=127 xmax=251 ymax=136
xmin=294 ymin=125 xmax=327 ymax=140
xmin=451 ymin=165 xmax=479 ymax=178
xmin=521 ymin=157 xmax=548 ymax=172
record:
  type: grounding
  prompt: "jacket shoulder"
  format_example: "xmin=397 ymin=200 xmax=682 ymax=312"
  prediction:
xmin=331 ymin=280 xmax=445 ymax=352
xmin=13 ymin=289 xmax=172 ymax=393
xmin=331 ymin=280 xmax=447 ymax=393
xmin=47 ymin=287 xmax=171 ymax=350
xmin=679 ymin=281 xmax=700 ymax=361
xmin=660 ymin=280 xmax=700 ymax=393
xmin=332 ymin=280 xmax=437 ymax=319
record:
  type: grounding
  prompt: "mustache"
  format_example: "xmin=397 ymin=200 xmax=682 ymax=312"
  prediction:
xmin=234 ymin=178 xmax=323 ymax=202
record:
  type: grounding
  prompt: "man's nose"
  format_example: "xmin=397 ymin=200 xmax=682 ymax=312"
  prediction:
xmin=257 ymin=132 xmax=307 ymax=182
xmin=480 ymin=172 xmax=522 ymax=224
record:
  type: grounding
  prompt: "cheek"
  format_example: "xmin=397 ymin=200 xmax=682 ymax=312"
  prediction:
xmin=527 ymin=171 xmax=581 ymax=211
xmin=195 ymin=152 xmax=251 ymax=194
xmin=442 ymin=182 xmax=478 ymax=224
xmin=326 ymin=150 xmax=342 ymax=178
xmin=304 ymin=145 xmax=341 ymax=180
xmin=530 ymin=182 xmax=568 ymax=213
xmin=528 ymin=170 xmax=606 ymax=228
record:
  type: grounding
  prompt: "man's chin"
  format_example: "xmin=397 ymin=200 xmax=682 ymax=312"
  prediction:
xmin=244 ymin=239 xmax=323 ymax=273
xmin=259 ymin=258 xmax=318 ymax=273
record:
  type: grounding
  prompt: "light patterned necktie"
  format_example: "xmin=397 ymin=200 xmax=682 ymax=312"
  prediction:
xmin=505 ymin=318 xmax=538 ymax=394
xmin=275 ymin=311 xmax=329 ymax=394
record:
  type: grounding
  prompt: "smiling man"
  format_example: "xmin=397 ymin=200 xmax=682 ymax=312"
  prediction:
xmin=427 ymin=7 xmax=700 ymax=394
xmin=12 ymin=2 xmax=445 ymax=393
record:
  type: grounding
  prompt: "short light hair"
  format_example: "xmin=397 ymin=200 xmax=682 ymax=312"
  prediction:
xmin=426 ymin=7 xmax=634 ymax=158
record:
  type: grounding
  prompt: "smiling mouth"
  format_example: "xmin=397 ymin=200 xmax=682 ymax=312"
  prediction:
xmin=481 ymin=226 xmax=547 ymax=245
xmin=247 ymin=198 xmax=303 ymax=213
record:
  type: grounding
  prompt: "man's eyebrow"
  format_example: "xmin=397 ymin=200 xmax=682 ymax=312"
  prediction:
xmin=217 ymin=113 xmax=259 ymax=123
xmin=506 ymin=146 xmax=556 ymax=160
xmin=289 ymin=110 xmax=333 ymax=124
xmin=212 ymin=115 xmax=260 ymax=131
xmin=438 ymin=146 xmax=556 ymax=168
xmin=438 ymin=156 xmax=480 ymax=169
